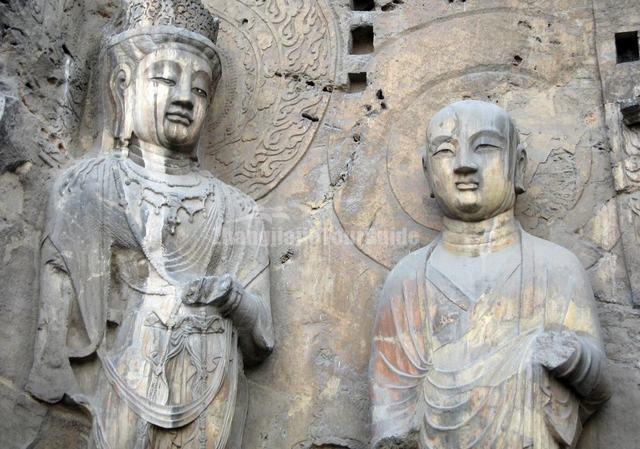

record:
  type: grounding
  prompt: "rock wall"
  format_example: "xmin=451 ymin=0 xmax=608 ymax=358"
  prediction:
xmin=0 ymin=0 xmax=639 ymax=448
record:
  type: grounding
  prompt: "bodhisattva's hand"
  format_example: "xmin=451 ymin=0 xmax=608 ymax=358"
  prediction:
xmin=533 ymin=330 xmax=580 ymax=377
xmin=181 ymin=274 xmax=246 ymax=317
xmin=181 ymin=274 xmax=233 ymax=307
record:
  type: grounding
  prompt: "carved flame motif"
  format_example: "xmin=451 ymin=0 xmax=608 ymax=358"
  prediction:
xmin=202 ymin=0 xmax=338 ymax=199
xmin=629 ymin=194 xmax=640 ymax=241
xmin=622 ymin=126 xmax=640 ymax=186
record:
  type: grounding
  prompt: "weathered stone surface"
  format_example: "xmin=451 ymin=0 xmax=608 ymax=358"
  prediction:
xmin=0 ymin=382 xmax=47 ymax=449
xmin=1 ymin=0 xmax=639 ymax=448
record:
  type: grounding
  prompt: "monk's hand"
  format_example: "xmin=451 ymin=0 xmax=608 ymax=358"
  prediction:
xmin=533 ymin=330 xmax=580 ymax=376
xmin=181 ymin=274 xmax=233 ymax=307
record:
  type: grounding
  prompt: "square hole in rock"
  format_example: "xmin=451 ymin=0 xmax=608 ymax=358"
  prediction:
xmin=348 ymin=72 xmax=367 ymax=93
xmin=616 ymin=31 xmax=639 ymax=64
xmin=350 ymin=25 xmax=374 ymax=55
xmin=351 ymin=0 xmax=374 ymax=11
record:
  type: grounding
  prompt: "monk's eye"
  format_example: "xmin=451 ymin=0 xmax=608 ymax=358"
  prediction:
xmin=192 ymin=87 xmax=208 ymax=98
xmin=433 ymin=143 xmax=455 ymax=156
xmin=474 ymin=139 xmax=502 ymax=152
xmin=151 ymin=77 xmax=176 ymax=86
xmin=475 ymin=144 xmax=500 ymax=152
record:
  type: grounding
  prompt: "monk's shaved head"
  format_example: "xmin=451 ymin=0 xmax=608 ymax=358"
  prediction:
xmin=427 ymin=100 xmax=520 ymax=159
xmin=423 ymin=100 xmax=526 ymax=222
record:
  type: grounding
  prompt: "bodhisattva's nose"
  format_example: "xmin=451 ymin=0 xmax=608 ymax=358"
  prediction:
xmin=172 ymin=74 xmax=194 ymax=110
xmin=453 ymin=146 xmax=478 ymax=175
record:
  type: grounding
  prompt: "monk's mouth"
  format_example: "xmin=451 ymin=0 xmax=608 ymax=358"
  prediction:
xmin=455 ymin=182 xmax=479 ymax=191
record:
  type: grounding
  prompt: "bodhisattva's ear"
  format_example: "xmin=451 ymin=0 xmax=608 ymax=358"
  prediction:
xmin=109 ymin=64 xmax=133 ymax=147
xmin=421 ymin=148 xmax=436 ymax=199
xmin=515 ymin=144 xmax=527 ymax=195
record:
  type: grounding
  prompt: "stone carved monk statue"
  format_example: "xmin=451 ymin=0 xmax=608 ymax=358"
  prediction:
xmin=370 ymin=101 xmax=610 ymax=449
xmin=26 ymin=1 xmax=274 ymax=447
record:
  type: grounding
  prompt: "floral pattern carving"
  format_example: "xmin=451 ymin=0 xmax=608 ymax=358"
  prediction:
xmin=124 ymin=0 xmax=220 ymax=43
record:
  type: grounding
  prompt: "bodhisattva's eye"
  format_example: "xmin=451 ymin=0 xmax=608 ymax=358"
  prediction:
xmin=192 ymin=87 xmax=208 ymax=98
xmin=192 ymin=72 xmax=212 ymax=99
xmin=433 ymin=142 xmax=455 ymax=156
xmin=151 ymin=76 xmax=176 ymax=86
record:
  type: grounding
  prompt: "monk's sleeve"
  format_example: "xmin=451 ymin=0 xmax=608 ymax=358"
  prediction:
xmin=553 ymin=258 xmax=611 ymax=419
xmin=370 ymin=261 xmax=429 ymax=448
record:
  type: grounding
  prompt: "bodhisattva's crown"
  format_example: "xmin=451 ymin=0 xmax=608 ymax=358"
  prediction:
xmin=122 ymin=0 xmax=219 ymax=44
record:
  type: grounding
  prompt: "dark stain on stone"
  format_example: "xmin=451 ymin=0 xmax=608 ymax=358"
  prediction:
xmin=302 ymin=112 xmax=319 ymax=122
xmin=280 ymin=248 xmax=295 ymax=264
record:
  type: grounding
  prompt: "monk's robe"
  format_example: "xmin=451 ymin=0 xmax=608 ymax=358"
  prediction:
xmin=27 ymin=152 xmax=273 ymax=449
xmin=370 ymin=230 xmax=609 ymax=449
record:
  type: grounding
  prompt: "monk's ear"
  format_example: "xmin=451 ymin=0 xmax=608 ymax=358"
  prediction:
xmin=421 ymin=147 xmax=435 ymax=199
xmin=515 ymin=144 xmax=527 ymax=195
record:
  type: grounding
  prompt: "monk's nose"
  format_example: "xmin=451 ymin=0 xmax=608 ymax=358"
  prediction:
xmin=454 ymin=164 xmax=478 ymax=175
xmin=453 ymin=151 xmax=478 ymax=175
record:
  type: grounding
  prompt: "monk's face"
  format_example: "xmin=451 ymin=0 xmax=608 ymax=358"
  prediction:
xmin=425 ymin=101 xmax=523 ymax=222
xmin=130 ymin=44 xmax=214 ymax=153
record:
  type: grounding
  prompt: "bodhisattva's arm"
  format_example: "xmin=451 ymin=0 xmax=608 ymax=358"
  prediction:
xmin=182 ymin=204 xmax=274 ymax=367
xmin=26 ymin=238 xmax=76 ymax=403
xmin=224 ymin=267 xmax=274 ymax=367
xmin=184 ymin=270 xmax=273 ymax=366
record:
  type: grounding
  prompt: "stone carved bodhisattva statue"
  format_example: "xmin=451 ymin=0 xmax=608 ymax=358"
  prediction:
xmin=370 ymin=101 xmax=610 ymax=449
xmin=26 ymin=1 xmax=274 ymax=448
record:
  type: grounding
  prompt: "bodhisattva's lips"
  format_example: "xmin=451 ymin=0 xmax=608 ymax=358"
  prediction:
xmin=165 ymin=109 xmax=193 ymax=126
xmin=455 ymin=181 xmax=479 ymax=191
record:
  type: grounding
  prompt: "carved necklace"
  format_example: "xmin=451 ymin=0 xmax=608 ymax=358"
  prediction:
xmin=117 ymin=155 xmax=217 ymax=235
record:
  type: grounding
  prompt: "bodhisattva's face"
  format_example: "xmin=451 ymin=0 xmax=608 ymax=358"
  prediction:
xmin=424 ymin=102 xmax=523 ymax=222
xmin=129 ymin=44 xmax=214 ymax=153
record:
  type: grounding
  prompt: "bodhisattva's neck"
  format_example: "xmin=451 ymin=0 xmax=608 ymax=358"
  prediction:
xmin=441 ymin=210 xmax=520 ymax=257
xmin=127 ymin=140 xmax=196 ymax=176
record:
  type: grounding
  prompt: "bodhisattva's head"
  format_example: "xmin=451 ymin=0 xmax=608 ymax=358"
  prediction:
xmin=104 ymin=0 xmax=221 ymax=156
xmin=423 ymin=100 xmax=527 ymax=222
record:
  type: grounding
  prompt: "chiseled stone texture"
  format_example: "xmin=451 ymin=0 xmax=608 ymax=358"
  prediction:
xmin=0 ymin=0 xmax=639 ymax=448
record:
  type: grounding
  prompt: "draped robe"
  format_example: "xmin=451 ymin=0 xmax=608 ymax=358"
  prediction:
xmin=27 ymin=153 xmax=273 ymax=449
xmin=370 ymin=230 xmax=608 ymax=449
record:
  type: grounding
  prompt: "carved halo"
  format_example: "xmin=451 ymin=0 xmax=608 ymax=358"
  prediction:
xmin=200 ymin=0 xmax=339 ymax=200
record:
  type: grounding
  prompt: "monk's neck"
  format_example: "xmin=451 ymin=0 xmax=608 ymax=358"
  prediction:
xmin=127 ymin=140 xmax=195 ymax=176
xmin=441 ymin=210 xmax=520 ymax=257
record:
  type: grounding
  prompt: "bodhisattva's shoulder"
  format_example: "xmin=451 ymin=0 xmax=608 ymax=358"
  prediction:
xmin=50 ymin=154 xmax=118 ymax=204
xmin=210 ymin=176 xmax=265 ymax=232
xmin=214 ymin=178 xmax=259 ymax=213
